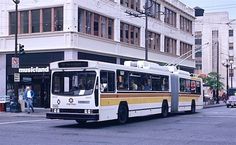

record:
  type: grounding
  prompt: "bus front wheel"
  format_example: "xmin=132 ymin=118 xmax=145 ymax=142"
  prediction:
xmin=118 ymin=103 xmax=129 ymax=124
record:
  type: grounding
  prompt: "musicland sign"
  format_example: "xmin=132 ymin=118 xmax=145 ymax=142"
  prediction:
xmin=19 ymin=66 xmax=49 ymax=73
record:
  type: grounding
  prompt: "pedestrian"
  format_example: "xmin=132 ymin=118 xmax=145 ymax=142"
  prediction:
xmin=43 ymin=91 xmax=49 ymax=108
xmin=23 ymin=86 xmax=35 ymax=114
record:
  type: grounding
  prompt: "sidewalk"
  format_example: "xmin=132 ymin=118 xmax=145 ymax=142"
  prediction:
xmin=203 ymin=101 xmax=226 ymax=109
xmin=0 ymin=108 xmax=50 ymax=117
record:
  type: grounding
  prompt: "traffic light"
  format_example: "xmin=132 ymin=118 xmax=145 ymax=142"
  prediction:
xmin=18 ymin=44 xmax=25 ymax=55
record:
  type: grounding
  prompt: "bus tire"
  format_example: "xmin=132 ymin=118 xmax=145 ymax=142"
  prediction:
xmin=161 ymin=100 xmax=169 ymax=118
xmin=190 ymin=100 xmax=196 ymax=114
xmin=117 ymin=102 xmax=129 ymax=124
xmin=75 ymin=120 xmax=87 ymax=125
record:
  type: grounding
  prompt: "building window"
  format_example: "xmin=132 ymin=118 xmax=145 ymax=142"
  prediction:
xmin=147 ymin=31 xmax=160 ymax=51
xmin=180 ymin=15 xmax=192 ymax=33
xmin=147 ymin=0 xmax=160 ymax=20
xmin=195 ymin=39 xmax=202 ymax=45
xmin=31 ymin=9 xmax=40 ymax=33
xmin=180 ymin=42 xmax=192 ymax=59
xmin=229 ymin=43 xmax=234 ymax=50
xmin=54 ymin=7 xmax=63 ymax=31
xmin=101 ymin=16 xmax=107 ymax=38
xmin=43 ymin=8 xmax=52 ymax=32
xmin=120 ymin=22 xmax=140 ymax=46
xmin=78 ymin=8 xmax=114 ymax=40
xmin=120 ymin=0 xmax=140 ymax=11
xmin=164 ymin=36 xmax=176 ymax=55
xmin=94 ymin=14 xmax=99 ymax=36
xmin=20 ymin=11 xmax=29 ymax=34
xmin=9 ymin=6 xmax=63 ymax=35
xmin=229 ymin=30 xmax=234 ymax=37
xmin=164 ymin=8 xmax=176 ymax=27
xmin=9 ymin=12 xmax=16 ymax=35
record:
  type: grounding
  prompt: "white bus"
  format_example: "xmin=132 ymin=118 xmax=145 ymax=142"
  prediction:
xmin=46 ymin=60 xmax=203 ymax=124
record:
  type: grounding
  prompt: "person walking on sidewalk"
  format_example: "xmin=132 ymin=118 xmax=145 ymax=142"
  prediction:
xmin=23 ymin=86 xmax=35 ymax=114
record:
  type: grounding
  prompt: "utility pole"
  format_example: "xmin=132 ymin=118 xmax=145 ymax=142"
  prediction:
xmin=144 ymin=1 xmax=148 ymax=61
xmin=125 ymin=0 xmax=153 ymax=61
xmin=12 ymin=0 xmax=21 ymax=112
xmin=216 ymin=41 xmax=219 ymax=104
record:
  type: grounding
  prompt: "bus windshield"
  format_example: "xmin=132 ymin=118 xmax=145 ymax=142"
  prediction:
xmin=52 ymin=71 xmax=96 ymax=96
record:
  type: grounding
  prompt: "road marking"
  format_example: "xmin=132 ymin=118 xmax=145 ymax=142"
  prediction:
xmin=0 ymin=119 xmax=49 ymax=125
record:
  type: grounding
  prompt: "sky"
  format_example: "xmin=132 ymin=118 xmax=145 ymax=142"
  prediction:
xmin=179 ymin=0 xmax=236 ymax=19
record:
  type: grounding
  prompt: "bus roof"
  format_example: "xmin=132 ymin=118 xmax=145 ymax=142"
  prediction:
xmin=50 ymin=60 xmax=171 ymax=75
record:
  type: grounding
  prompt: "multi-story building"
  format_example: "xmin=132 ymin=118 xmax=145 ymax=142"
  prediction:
xmin=0 ymin=0 xmax=195 ymax=107
xmin=195 ymin=11 xmax=236 ymax=89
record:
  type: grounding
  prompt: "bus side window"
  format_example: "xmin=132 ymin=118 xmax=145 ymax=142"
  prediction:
xmin=185 ymin=80 xmax=191 ymax=92
xmin=180 ymin=78 xmax=185 ymax=92
xmin=117 ymin=70 xmax=128 ymax=90
xmin=190 ymin=80 xmax=196 ymax=94
xmin=100 ymin=71 xmax=115 ymax=93
xmin=196 ymin=81 xmax=201 ymax=94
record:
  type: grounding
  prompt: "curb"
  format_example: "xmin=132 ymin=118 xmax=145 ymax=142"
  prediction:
xmin=203 ymin=104 xmax=225 ymax=109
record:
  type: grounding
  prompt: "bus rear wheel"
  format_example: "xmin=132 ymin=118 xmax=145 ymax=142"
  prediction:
xmin=118 ymin=103 xmax=129 ymax=124
xmin=161 ymin=101 xmax=169 ymax=118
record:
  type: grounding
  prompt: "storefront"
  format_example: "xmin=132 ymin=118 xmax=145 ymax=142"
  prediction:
xmin=6 ymin=52 xmax=64 ymax=108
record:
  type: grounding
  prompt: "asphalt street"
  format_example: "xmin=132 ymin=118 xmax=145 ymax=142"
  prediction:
xmin=0 ymin=106 xmax=235 ymax=145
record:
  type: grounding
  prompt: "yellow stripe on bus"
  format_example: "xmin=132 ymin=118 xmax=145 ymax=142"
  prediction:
xmin=101 ymin=96 xmax=171 ymax=106
xmin=100 ymin=93 xmax=201 ymax=106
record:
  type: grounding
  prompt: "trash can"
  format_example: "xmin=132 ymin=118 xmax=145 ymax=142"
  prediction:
xmin=0 ymin=95 xmax=10 ymax=112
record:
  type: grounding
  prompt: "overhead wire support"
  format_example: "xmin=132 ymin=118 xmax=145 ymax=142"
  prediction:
xmin=125 ymin=0 xmax=154 ymax=61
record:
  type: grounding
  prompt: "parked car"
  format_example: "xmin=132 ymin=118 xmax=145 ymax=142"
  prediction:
xmin=226 ymin=95 xmax=236 ymax=108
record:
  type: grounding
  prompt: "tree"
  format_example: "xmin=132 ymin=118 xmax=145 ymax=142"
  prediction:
xmin=202 ymin=72 xmax=224 ymax=90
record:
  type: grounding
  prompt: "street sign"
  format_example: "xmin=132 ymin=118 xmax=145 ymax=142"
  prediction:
xmin=12 ymin=57 xmax=19 ymax=68
xmin=14 ymin=73 xmax=20 ymax=82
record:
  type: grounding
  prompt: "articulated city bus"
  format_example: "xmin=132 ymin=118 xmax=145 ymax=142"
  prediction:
xmin=46 ymin=60 xmax=203 ymax=124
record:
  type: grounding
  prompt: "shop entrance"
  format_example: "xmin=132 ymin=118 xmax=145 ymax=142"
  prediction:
xmin=19 ymin=74 xmax=50 ymax=108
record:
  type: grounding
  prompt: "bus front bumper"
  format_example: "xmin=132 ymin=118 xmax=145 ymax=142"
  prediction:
xmin=46 ymin=112 xmax=99 ymax=121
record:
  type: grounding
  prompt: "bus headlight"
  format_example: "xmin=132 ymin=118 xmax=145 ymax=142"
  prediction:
xmin=85 ymin=109 xmax=91 ymax=114
xmin=52 ymin=109 xmax=60 ymax=113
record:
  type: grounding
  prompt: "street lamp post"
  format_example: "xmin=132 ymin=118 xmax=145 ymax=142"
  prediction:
xmin=145 ymin=1 xmax=148 ymax=61
xmin=12 ymin=0 xmax=21 ymax=112
xmin=230 ymin=63 xmax=233 ymax=88
xmin=222 ymin=60 xmax=230 ymax=100
xmin=229 ymin=61 xmax=235 ymax=88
